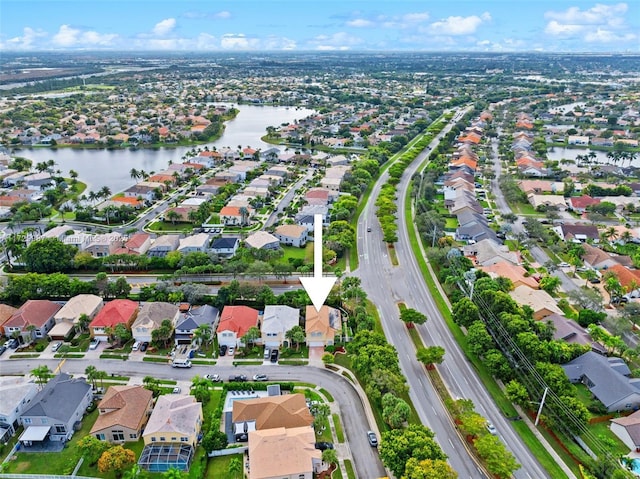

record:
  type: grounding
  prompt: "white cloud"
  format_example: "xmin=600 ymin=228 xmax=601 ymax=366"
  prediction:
xmin=51 ymin=25 xmax=118 ymax=48
xmin=347 ymin=19 xmax=373 ymax=28
xmin=309 ymin=32 xmax=363 ymax=50
xmin=214 ymin=11 xmax=231 ymax=19
xmin=584 ymin=28 xmax=636 ymax=43
xmin=544 ymin=20 xmax=584 ymax=36
xmin=429 ymin=13 xmax=491 ymax=36
xmin=220 ymin=33 xmax=261 ymax=50
xmin=402 ymin=12 xmax=430 ymax=23
xmin=152 ymin=18 xmax=176 ymax=36
xmin=6 ymin=27 xmax=47 ymax=49
xmin=544 ymin=3 xmax=627 ymax=24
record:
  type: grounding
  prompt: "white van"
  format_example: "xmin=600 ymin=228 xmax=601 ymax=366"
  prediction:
xmin=171 ymin=358 xmax=192 ymax=368
xmin=132 ymin=341 xmax=140 ymax=351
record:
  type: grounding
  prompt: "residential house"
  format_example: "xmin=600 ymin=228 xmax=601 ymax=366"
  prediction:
xmin=0 ymin=376 xmax=38 ymax=441
xmin=0 ymin=304 xmax=18 ymax=337
xmin=296 ymin=205 xmax=329 ymax=232
xmin=463 ymin=239 xmax=520 ymax=266
xmin=248 ymin=427 xmax=322 ymax=479
xmin=305 ymin=306 xmax=340 ymax=347
xmin=518 ymin=180 xmax=554 ymax=195
xmin=610 ymin=410 xmax=640 ymax=452
xmin=131 ymin=302 xmax=180 ymax=343
xmin=178 ymin=233 xmax=210 ymax=254
xmin=217 ymin=306 xmax=260 ymax=348
xmin=123 ymin=185 xmax=156 ymax=202
xmin=479 ymin=262 xmax=539 ymax=289
xmin=544 ymin=313 xmax=606 ymax=355
xmin=49 ymin=294 xmax=103 ymax=340
xmin=86 ymin=233 xmax=124 ymax=258
xmin=261 ymin=306 xmax=300 ymax=349
xmin=563 ymin=351 xmax=640 ymax=412
xmin=147 ymin=235 xmax=180 ymax=257
xmin=219 ymin=206 xmax=251 ymax=226
xmin=40 ymin=225 xmax=73 ymax=242
xmin=582 ymin=243 xmax=628 ymax=270
xmin=232 ymin=394 xmax=313 ymax=434
xmin=552 ymin=224 xmax=600 ymax=243
xmin=568 ymin=195 xmax=600 ymax=214
xmin=245 ymin=231 xmax=281 ymax=251
xmin=274 ymin=225 xmax=308 ymax=248
xmin=607 ymin=264 xmax=640 ymax=299
xmin=19 ymin=373 xmax=93 ymax=444
xmin=90 ymin=386 xmax=154 ymax=443
xmin=112 ymin=233 xmax=152 ymax=255
xmin=4 ymin=300 xmax=61 ymax=344
xmin=140 ymin=395 xmax=203 ymax=472
xmin=527 ymin=194 xmax=567 ymax=211
xmin=143 ymin=395 xmax=202 ymax=447
xmin=510 ymin=285 xmax=563 ymax=320
xmin=175 ymin=305 xmax=220 ymax=345
xmin=89 ymin=299 xmax=138 ymax=343
xmin=210 ymin=237 xmax=240 ymax=258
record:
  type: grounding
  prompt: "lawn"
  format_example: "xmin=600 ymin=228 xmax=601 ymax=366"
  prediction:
xmin=147 ymin=220 xmax=196 ymax=233
xmin=282 ymin=244 xmax=313 ymax=262
xmin=206 ymin=453 xmax=243 ymax=479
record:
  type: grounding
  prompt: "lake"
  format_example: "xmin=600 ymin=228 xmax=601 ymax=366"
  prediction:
xmin=10 ymin=105 xmax=315 ymax=194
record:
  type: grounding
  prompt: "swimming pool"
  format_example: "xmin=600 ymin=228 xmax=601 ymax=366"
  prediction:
xmin=629 ymin=458 xmax=640 ymax=476
xmin=222 ymin=392 xmax=264 ymax=411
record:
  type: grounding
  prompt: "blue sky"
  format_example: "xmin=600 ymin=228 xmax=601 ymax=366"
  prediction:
xmin=1 ymin=1 xmax=638 ymax=52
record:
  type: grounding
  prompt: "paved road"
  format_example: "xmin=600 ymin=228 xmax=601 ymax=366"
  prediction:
xmin=490 ymin=135 xmax=577 ymax=293
xmin=355 ymin=110 xmax=550 ymax=479
xmin=263 ymin=169 xmax=315 ymax=229
xmin=0 ymin=359 xmax=385 ymax=479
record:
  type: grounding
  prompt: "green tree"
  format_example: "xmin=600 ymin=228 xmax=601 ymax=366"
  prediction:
xmin=539 ymin=276 xmax=561 ymax=295
xmin=474 ymin=433 xmax=521 ymax=478
xmin=151 ymin=319 xmax=174 ymax=348
xmin=322 ymin=448 xmax=338 ymax=466
xmin=228 ymin=456 xmax=243 ymax=479
xmin=382 ymin=393 xmax=411 ymax=429
xmin=190 ymin=375 xmax=210 ymax=404
xmin=76 ymin=435 xmax=110 ymax=466
xmin=505 ymin=380 xmax=529 ymax=408
xmin=452 ymin=297 xmax=480 ymax=328
xmin=379 ymin=424 xmax=447 ymax=478
xmin=22 ymin=238 xmax=77 ymax=273
xmin=112 ymin=323 xmax=132 ymax=347
xmin=285 ymin=325 xmax=305 ymax=350
xmin=85 ymin=365 xmax=99 ymax=389
xmin=242 ymin=325 xmax=261 ymax=351
xmin=402 ymin=457 xmax=458 ymax=479
xmin=162 ymin=468 xmax=186 ymax=479
xmin=400 ymin=308 xmax=428 ymax=328
xmin=416 ymin=346 xmax=445 ymax=369
xmin=30 ymin=365 xmax=53 ymax=389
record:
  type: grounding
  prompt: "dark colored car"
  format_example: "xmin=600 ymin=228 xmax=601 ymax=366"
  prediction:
xmin=270 ymin=349 xmax=279 ymax=363
xmin=228 ymin=375 xmax=247 ymax=382
xmin=219 ymin=344 xmax=228 ymax=356
xmin=8 ymin=339 xmax=19 ymax=349
xmin=367 ymin=431 xmax=378 ymax=447
xmin=589 ymin=277 xmax=601 ymax=284
xmin=0 ymin=345 xmax=6 ymax=356
xmin=315 ymin=442 xmax=334 ymax=451
xmin=140 ymin=341 xmax=149 ymax=352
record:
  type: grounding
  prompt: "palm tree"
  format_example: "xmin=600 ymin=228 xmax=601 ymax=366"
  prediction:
xmin=88 ymin=190 xmax=98 ymax=204
xmin=604 ymin=226 xmax=618 ymax=244
xmin=239 ymin=206 xmax=249 ymax=226
xmin=166 ymin=210 xmax=180 ymax=225
xmin=193 ymin=324 xmax=212 ymax=348
xmin=99 ymin=186 xmax=112 ymax=200
xmin=228 ymin=457 xmax=242 ymax=479
xmin=129 ymin=168 xmax=140 ymax=181
xmin=30 ymin=365 xmax=53 ymax=390
xmin=85 ymin=365 xmax=98 ymax=389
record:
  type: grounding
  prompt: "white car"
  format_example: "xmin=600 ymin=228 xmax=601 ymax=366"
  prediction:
xmin=89 ymin=339 xmax=100 ymax=350
xmin=228 ymin=346 xmax=235 ymax=356
xmin=172 ymin=387 xmax=182 ymax=394
xmin=486 ymin=422 xmax=497 ymax=435
xmin=51 ymin=342 xmax=62 ymax=352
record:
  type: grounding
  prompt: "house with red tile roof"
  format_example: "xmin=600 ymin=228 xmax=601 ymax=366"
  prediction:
xmin=110 ymin=196 xmax=144 ymax=209
xmin=89 ymin=300 xmax=139 ymax=343
xmin=568 ymin=195 xmax=600 ymax=214
xmin=607 ymin=264 xmax=640 ymax=296
xmin=219 ymin=206 xmax=251 ymax=226
xmin=479 ymin=261 xmax=539 ymax=289
xmin=4 ymin=300 xmax=62 ymax=343
xmin=217 ymin=306 xmax=259 ymax=348
xmin=0 ymin=304 xmax=18 ymax=336
xmin=90 ymin=385 xmax=154 ymax=443
xmin=111 ymin=233 xmax=152 ymax=255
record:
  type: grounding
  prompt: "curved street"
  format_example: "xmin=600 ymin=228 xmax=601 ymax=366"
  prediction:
xmin=0 ymin=359 xmax=386 ymax=479
xmin=354 ymin=109 xmax=551 ymax=479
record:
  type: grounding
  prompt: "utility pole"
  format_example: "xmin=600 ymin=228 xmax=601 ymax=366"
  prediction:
xmin=534 ymin=387 xmax=549 ymax=427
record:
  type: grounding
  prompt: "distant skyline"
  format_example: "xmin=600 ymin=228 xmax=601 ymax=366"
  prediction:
xmin=1 ymin=1 xmax=639 ymax=53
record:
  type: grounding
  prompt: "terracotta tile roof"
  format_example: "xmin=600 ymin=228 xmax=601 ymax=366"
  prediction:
xmin=248 ymin=427 xmax=320 ymax=479
xmin=480 ymin=261 xmax=539 ymax=289
xmin=91 ymin=385 xmax=153 ymax=434
xmin=569 ymin=195 xmax=600 ymax=209
xmin=0 ymin=303 xmax=18 ymax=331
xmin=305 ymin=305 xmax=340 ymax=339
xmin=5 ymin=300 xmax=61 ymax=329
xmin=608 ymin=264 xmax=640 ymax=292
xmin=219 ymin=206 xmax=241 ymax=216
xmin=232 ymin=394 xmax=314 ymax=430
xmin=219 ymin=306 xmax=259 ymax=337
xmin=90 ymin=299 xmax=138 ymax=328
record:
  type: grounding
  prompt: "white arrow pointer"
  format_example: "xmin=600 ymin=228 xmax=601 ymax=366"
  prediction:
xmin=299 ymin=214 xmax=337 ymax=312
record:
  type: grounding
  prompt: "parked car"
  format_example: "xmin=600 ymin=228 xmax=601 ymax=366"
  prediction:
xmin=270 ymin=349 xmax=279 ymax=363
xmin=132 ymin=341 xmax=140 ymax=351
xmin=89 ymin=338 xmax=100 ymax=350
xmin=558 ymin=262 xmax=570 ymax=268
xmin=486 ymin=422 xmax=497 ymax=435
xmin=205 ymin=374 xmax=221 ymax=382
xmin=172 ymin=387 xmax=182 ymax=394
xmin=315 ymin=442 xmax=334 ymax=451
xmin=8 ymin=339 xmax=19 ymax=349
xmin=140 ymin=341 xmax=149 ymax=352
xmin=219 ymin=344 xmax=228 ymax=356
xmin=367 ymin=431 xmax=378 ymax=447
xmin=51 ymin=342 xmax=62 ymax=352
xmin=263 ymin=348 xmax=270 ymax=360
xmin=0 ymin=345 xmax=7 ymax=356
xmin=253 ymin=374 xmax=268 ymax=382
xmin=171 ymin=358 xmax=192 ymax=368
xmin=228 ymin=346 xmax=235 ymax=356
xmin=229 ymin=375 xmax=247 ymax=382
xmin=589 ymin=277 xmax=601 ymax=284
